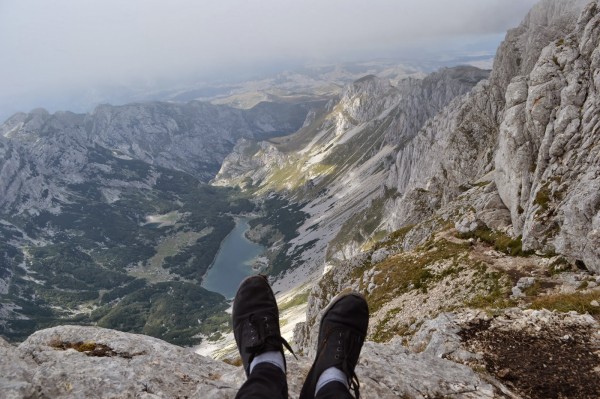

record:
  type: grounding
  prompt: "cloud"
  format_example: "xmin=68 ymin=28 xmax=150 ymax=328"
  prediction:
xmin=0 ymin=0 xmax=537 ymax=115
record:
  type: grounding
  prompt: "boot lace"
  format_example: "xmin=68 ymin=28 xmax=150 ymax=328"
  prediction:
xmin=245 ymin=312 xmax=296 ymax=363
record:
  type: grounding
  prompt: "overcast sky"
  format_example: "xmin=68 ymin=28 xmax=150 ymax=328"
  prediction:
xmin=0 ymin=0 xmax=538 ymax=119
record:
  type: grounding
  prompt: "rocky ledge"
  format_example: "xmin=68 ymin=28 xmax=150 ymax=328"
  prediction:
xmin=1 ymin=307 xmax=598 ymax=398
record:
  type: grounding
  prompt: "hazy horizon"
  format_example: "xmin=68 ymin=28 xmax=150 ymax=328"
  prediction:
xmin=0 ymin=0 xmax=538 ymax=120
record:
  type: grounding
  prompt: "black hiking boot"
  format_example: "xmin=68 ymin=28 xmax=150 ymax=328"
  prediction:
xmin=232 ymin=275 xmax=294 ymax=376
xmin=300 ymin=291 xmax=369 ymax=399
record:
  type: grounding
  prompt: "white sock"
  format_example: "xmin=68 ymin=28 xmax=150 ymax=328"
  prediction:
xmin=315 ymin=367 xmax=348 ymax=395
xmin=249 ymin=351 xmax=285 ymax=374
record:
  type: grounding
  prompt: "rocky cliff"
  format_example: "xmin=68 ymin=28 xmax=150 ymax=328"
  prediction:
xmin=287 ymin=1 xmax=600 ymax=397
xmin=208 ymin=2 xmax=600 ymax=395
xmin=2 ymin=305 xmax=598 ymax=398
xmin=495 ymin=0 xmax=600 ymax=273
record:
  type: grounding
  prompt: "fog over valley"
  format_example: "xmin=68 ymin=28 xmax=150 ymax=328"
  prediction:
xmin=1 ymin=0 xmax=537 ymax=120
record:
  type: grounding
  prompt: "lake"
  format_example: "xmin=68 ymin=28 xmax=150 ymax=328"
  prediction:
xmin=201 ymin=217 xmax=265 ymax=299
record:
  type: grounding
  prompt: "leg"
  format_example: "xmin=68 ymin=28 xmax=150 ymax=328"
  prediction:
xmin=300 ymin=291 xmax=369 ymax=399
xmin=235 ymin=363 xmax=287 ymax=399
xmin=314 ymin=381 xmax=353 ymax=399
xmin=232 ymin=275 xmax=294 ymax=399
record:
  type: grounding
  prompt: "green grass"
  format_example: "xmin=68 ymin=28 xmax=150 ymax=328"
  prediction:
xmin=372 ymin=224 xmax=416 ymax=251
xmin=534 ymin=184 xmax=551 ymax=213
xmin=458 ymin=226 xmax=532 ymax=256
xmin=360 ymin=239 xmax=470 ymax=312
xmin=468 ymin=268 xmax=514 ymax=309
xmin=279 ymin=291 xmax=309 ymax=312
xmin=531 ymin=291 xmax=600 ymax=315
xmin=371 ymin=307 xmax=408 ymax=343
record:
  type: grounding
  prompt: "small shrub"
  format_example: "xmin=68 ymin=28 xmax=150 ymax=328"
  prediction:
xmin=458 ymin=227 xmax=532 ymax=256
xmin=223 ymin=357 xmax=243 ymax=367
xmin=534 ymin=185 xmax=551 ymax=212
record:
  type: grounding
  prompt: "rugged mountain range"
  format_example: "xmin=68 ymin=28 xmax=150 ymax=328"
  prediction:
xmin=214 ymin=66 xmax=490 ymax=286
xmin=209 ymin=2 xmax=600 ymax=395
xmin=0 ymin=99 xmax=317 ymax=343
xmin=0 ymin=99 xmax=317 ymax=209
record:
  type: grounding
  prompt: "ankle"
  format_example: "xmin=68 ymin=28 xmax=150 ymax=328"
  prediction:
xmin=315 ymin=367 xmax=348 ymax=395
xmin=249 ymin=350 xmax=285 ymax=374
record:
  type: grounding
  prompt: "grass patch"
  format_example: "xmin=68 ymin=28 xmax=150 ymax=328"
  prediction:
xmin=223 ymin=357 xmax=243 ymax=367
xmin=458 ymin=226 xmax=532 ymax=256
xmin=373 ymin=224 xmax=415 ymax=251
xmin=279 ymin=291 xmax=309 ymax=312
xmin=268 ymin=162 xmax=308 ymax=190
xmin=363 ymin=239 xmax=470 ymax=312
xmin=372 ymin=308 xmax=409 ymax=343
xmin=531 ymin=291 xmax=600 ymax=315
xmin=534 ymin=184 xmax=551 ymax=213
xmin=468 ymin=272 xmax=513 ymax=309
xmin=472 ymin=181 xmax=492 ymax=188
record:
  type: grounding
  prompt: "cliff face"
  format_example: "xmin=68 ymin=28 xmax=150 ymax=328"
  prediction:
xmin=383 ymin=0 xmax=590 ymax=232
xmin=495 ymin=1 xmax=600 ymax=272
xmin=289 ymin=3 xmax=600 ymax=397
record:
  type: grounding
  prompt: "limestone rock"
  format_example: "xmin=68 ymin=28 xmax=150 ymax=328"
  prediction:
xmin=495 ymin=0 xmax=600 ymax=272
xmin=3 ymin=325 xmax=240 ymax=398
xmin=0 ymin=323 xmax=503 ymax=399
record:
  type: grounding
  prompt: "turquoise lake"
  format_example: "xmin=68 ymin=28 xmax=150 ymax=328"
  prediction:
xmin=201 ymin=217 xmax=265 ymax=299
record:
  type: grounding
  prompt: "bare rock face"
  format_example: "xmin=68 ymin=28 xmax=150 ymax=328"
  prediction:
xmin=376 ymin=0 xmax=600 ymax=278
xmin=0 ymin=326 xmax=241 ymax=399
xmin=384 ymin=80 xmax=500 ymax=232
xmin=1 ymin=324 xmax=503 ymax=399
xmin=495 ymin=1 xmax=600 ymax=272
xmin=491 ymin=0 xmax=589 ymax=94
xmin=384 ymin=0 xmax=588 ymax=234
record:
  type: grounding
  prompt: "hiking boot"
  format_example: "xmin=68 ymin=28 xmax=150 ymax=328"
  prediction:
xmin=232 ymin=275 xmax=294 ymax=376
xmin=300 ymin=291 xmax=369 ymax=399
